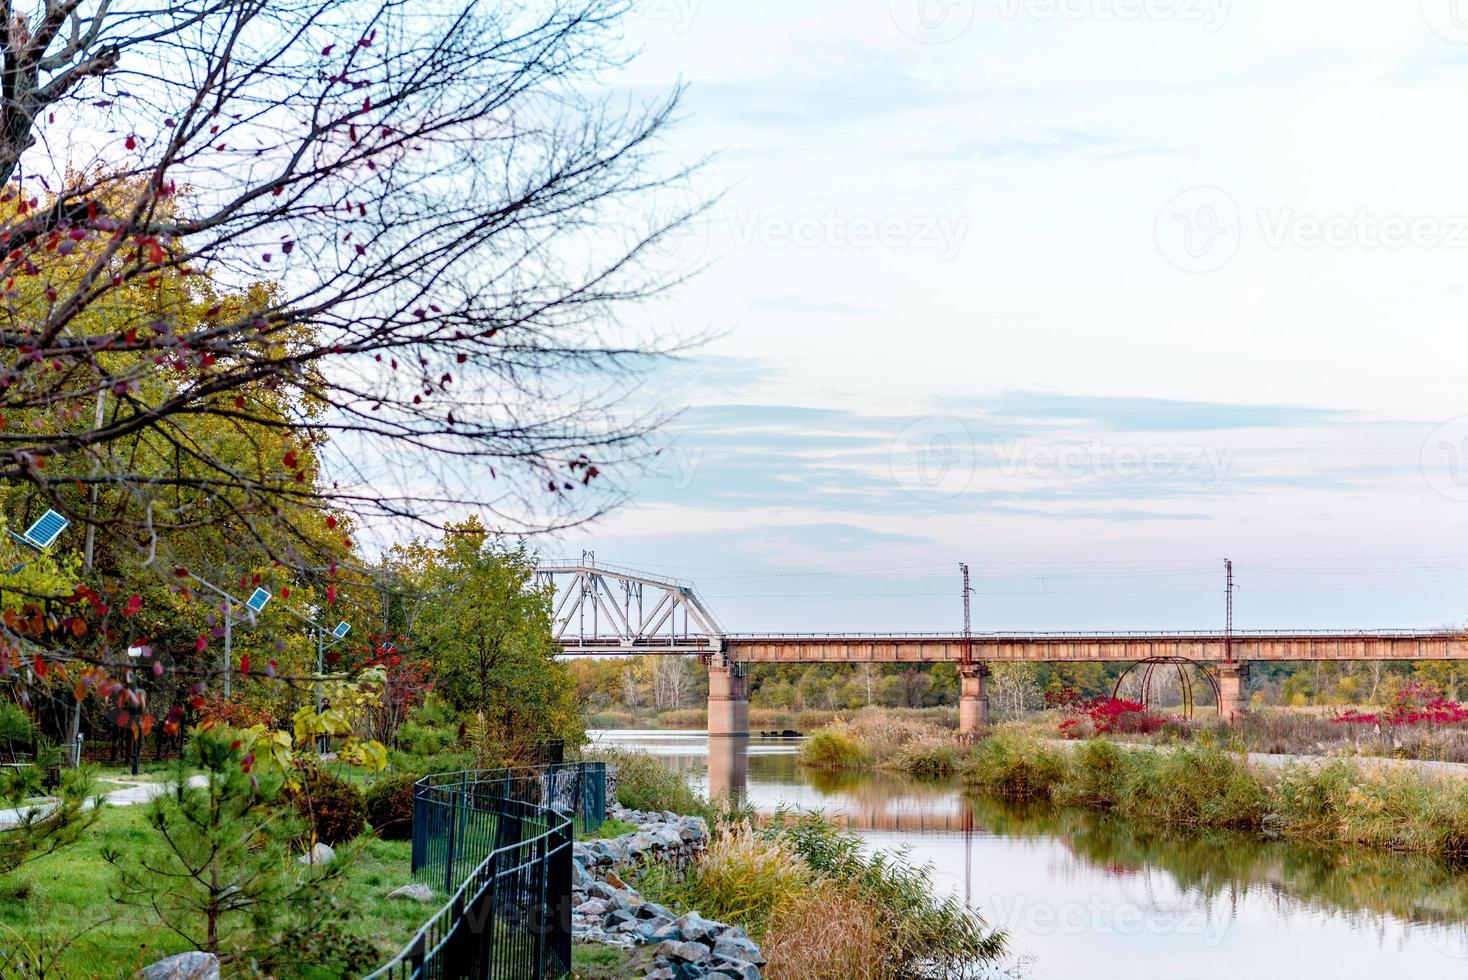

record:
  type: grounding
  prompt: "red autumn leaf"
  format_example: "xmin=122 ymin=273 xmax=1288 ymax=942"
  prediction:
xmin=124 ymin=594 xmax=142 ymax=616
xmin=322 ymin=43 xmax=335 ymax=55
xmin=125 ymin=135 xmax=137 ymax=150
xmin=33 ymin=655 xmax=46 ymax=677
xmin=195 ymin=635 xmax=208 ymax=652
xmin=139 ymin=713 xmax=154 ymax=736
xmin=239 ymin=654 xmax=250 ymax=675
xmin=325 ymin=516 xmax=337 ymax=529
xmin=117 ymin=711 xmax=130 ymax=728
xmin=234 ymin=395 xmax=246 ymax=409
xmin=283 ymin=449 xmax=299 ymax=469
xmin=280 ymin=586 xmax=290 ymax=598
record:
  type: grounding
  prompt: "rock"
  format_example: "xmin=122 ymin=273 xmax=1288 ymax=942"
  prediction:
xmin=649 ymin=920 xmax=682 ymax=942
xmin=675 ymin=911 xmax=720 ymax=945
xmin=708 ymin=959 xmax=760 ymax=980
xmin=138 ymin=952 xmax=220 ymax=980
xmin=605 ymin=870 xmax=630 ymax=890
xmin=606 ymin=909 xmax=637 ymax=928
xmin=297 ymin=842 xmax=335 ymax=865
xmin=637 ymin=901 xmax=674 ymax=921
xmin=386 ymin=883 xmax=435 ymax=903
xmin=587 ymin=880 xmax=617 ymax=900
xmin=714 ymin=934 xmax=765 ymax=966
xmin=644 ymin=968 xmax=675 ymax=980
xmin=658 ymin=940 xmax=711 ymax=964
xmin=575 ymin=898 xmax=609 ymax=917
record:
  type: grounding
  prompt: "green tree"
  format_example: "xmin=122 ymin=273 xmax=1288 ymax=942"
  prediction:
xmin=103 ymin=732 xmax=356 ymax=965
xmin=394 ymin=518 xmax=581 ymax=749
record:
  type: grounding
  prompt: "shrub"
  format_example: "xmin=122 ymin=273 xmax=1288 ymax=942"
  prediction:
xmin=893 ymin=739 xmax=961 ymax=776
xmin=962 ymin=730 xmax=1065 ymax=800
xmin=286 ymin=765 xmax=367 ymax=845
xmin=799 ymin=729 xmax=870 ymax=770
xmin=395 ymin=695 xmax=459 ymax=757
xmin=1056 ymin=738 xmax=1127 ymax=809
xmin=585 ymin=748 xmax=712 ymax=819
xmin=766 ymin=814 xmax=1006 ymax=974
xmin=1116 ymin=739 xmax=1267 ymax=830
xmin=763 ymin=881 xmax=888 ymax=980
xmin=364 ymin=772 xmax=419 ymax=841
xmin=637 ymin=823 xmax=813 ymax=939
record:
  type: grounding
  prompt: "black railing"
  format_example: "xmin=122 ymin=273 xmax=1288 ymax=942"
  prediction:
xmin=364 ymin=762 xmax=606 ymax=980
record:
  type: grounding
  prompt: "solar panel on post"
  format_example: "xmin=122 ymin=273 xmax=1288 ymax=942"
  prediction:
xmin=23 ymin=510 xmax=69 ymax=549
xmin=333 ymin=621 xmax=351 ymax=639
xmin=246 ymin=588 xmax=272 ymax=613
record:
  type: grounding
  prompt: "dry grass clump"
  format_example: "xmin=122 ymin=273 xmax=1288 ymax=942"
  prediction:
xmin=762 ymin=882 xmax=888 ymax=980
xmin=800 ymin=711 xmax=964 ymax=774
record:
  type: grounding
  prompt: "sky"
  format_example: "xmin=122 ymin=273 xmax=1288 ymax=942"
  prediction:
xmin=551 ymin=0 xmax=1468 ymax=634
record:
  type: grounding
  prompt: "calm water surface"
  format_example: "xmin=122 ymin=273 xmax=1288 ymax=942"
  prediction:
xmin=591 ymin=729 xmax=1468 ymax=980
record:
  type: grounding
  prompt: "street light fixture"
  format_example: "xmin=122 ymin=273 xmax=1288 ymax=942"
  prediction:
xmin=5 ymin=508 xmax=70 ymax=574
xmin=276 ymin=601 xmax=352 ymax=755
xmin=188 ymin=574 xmax=266 ymax=699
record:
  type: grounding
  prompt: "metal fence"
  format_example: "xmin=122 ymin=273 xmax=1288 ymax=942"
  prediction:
xmin=364 ymin=762 xmax=606 ymax=980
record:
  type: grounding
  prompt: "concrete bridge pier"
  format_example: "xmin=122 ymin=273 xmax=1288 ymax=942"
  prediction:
xmin=708 ymin=661 xmax=750 ymax=737
xmin=959 ymin=663 xmax=991 ymax=735
xmin=1218 ymin=661 xmax=1249 ymax=722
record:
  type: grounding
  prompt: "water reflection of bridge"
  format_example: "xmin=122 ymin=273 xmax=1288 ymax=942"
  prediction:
xmin=707 ymin=737 xmax=977 ymax=832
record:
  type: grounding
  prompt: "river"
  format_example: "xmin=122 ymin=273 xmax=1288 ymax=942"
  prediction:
xmin=590 ymin=729 xmax=1468 ymax=979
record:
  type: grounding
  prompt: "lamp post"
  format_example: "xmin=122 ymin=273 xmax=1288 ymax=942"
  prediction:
xmin=188 ymin=575 xmax=270 ymax=699
xmin=277 ymin=600 xmax=351 ymax=755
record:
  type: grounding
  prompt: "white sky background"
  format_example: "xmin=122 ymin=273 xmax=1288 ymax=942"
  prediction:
xmin=547 ymin=0 xmax=1468 ymax=633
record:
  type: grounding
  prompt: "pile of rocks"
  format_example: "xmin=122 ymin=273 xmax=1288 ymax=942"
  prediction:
xmin=573 ymin=806 xmax=707 ymax=876
xmin=572 ymin=805 xmax=765 ymax=979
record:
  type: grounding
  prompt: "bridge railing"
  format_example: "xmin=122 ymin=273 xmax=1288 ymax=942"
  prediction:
xmin=364 ymin=762 xmax=606 ymax=980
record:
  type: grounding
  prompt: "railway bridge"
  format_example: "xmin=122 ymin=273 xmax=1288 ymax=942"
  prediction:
xmin=536 ymin=561 xmax=1468 ymax=737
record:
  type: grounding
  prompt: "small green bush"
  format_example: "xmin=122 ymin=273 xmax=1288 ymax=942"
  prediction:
xmin=1056 ymin=738 xmax=1127 ymax=809
xmin=1118 ymin=739 xmax=1267 ymax=829
xmin=364 ymin=771 xmax=419 ymax=841
xmin=962 ymin=730 xmax=1065 ymax=800
xmin=287 ymin=765 xmax=367 ymax=845
xmin=893 ymin=739 xmax=961 ymax=776
xmin=799 ymin=730 xmax=870 ymax=770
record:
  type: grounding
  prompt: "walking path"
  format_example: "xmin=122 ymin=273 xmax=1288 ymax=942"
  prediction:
xmin=0 ymin=774 xmax=209 ymax=829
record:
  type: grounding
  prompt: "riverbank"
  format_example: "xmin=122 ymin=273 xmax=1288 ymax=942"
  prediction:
xmin=579 ymin=747 xmax=1006 ymax=979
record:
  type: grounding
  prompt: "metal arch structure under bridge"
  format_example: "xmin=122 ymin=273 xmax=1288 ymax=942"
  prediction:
xmin=534 ymin=561 xmax=1468 ymax=736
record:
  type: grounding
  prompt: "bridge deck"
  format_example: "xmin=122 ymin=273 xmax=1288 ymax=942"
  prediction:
xmin=555 ymin=630 xmax=1468 ymax=662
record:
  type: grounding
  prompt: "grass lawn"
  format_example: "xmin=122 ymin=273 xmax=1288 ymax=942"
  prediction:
xmin=0 ymin=803 xmax=436 ymax=978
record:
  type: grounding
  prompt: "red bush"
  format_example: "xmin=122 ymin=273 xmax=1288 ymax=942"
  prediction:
xmin=1333 ymin=682 xmax=1468 ymax=727
xmin=1057 ymin=696 xmax=1164 ymax=738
